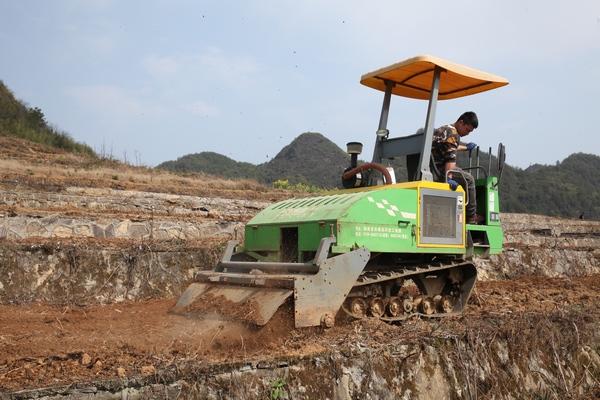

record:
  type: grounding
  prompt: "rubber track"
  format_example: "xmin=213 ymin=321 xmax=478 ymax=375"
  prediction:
xmin=342 ymin=259 xmax=475 ymax=322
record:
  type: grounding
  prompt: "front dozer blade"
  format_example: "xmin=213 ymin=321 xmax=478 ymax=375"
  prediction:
xmin=172 ymin=282 xmax=210 ymax=312
xmin=171 ymin=282 xmax=293 ymax=326
xmin=172 ymin=238 xmax=370 ymax=328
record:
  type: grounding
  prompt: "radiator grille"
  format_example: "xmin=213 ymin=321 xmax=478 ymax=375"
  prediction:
xmin=419 ymin=188 xmax=463 ymax=245
xmin=422 ymin=195 xmax=456 ymax=238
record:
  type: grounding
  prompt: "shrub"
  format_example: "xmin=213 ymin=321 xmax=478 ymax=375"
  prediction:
xmin=272 ymin=179 xmax=323 ymax=193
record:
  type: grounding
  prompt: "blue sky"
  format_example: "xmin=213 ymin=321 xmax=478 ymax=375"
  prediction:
xmin=1 ymin=0 xmax=599 ymax=168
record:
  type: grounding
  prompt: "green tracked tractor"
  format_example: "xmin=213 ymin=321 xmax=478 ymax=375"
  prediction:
xmin=173 ymin=55 xmax=509 ymax=328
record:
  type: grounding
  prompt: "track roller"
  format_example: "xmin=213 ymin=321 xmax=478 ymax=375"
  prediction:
xmin=369 ymin=297 xmax=385 ymax=317
xmin=387 ymin=297 xmax=402 ymax=317
xmin=420 ymin=297 xmax=435 ymax=315
xmin=402 ymin=296 xmax=414 ymax=313
xmin=440 ymin=295 xmax=454 ymax=313
xmin=349 ymin=298 xmax=367 ymax=317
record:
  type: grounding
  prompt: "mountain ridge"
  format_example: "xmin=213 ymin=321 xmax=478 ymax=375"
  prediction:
xmin=156 ymin=132 xmax=350 ymax=188
xmin=158 ymin=134 xmax=600 ymax=220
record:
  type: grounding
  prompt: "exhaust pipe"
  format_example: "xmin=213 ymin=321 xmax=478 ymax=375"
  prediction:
xmin=346 ymin=142 xmax=363 ymax=168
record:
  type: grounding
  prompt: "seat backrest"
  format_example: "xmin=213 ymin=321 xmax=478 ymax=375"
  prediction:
xmin=375 ymin=131 xmax=426 ymax=181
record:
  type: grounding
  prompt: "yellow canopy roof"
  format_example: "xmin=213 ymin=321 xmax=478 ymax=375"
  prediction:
xmin=360 ymin=55 xmax=509 ymax=100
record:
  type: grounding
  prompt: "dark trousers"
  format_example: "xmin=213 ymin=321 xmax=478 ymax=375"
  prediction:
xmin=452 ymin=168 xmax=477 ymax=217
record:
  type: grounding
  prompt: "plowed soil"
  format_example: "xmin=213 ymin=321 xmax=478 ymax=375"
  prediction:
xmin=2 ymin=275 xmax=600 ymax=391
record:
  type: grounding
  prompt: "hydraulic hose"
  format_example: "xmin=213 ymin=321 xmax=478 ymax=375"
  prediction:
xmin=342 ymin=162 xmax=393 ymax=185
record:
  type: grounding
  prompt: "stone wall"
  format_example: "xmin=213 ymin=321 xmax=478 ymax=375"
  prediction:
xmin=1 ymin=187 xmax=269 ymax=219
xmin=1 ymin=184 xmax=598 ymax=304
xmin=0 ymin=187 xmax=267 ymax=241
xmin=0 ymin=241 xmax=224 ymax=304
xmin=0 ymin=187 xmax=263 ymax=304
xmin=0 ymin=215 xmax=242 ymax=241
xmin=479 ymin=213 xmax=600 ymax=279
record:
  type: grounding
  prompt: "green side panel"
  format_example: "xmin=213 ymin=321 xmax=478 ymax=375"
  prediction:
xmin=247 ymin=192 xmax=369 ymax=225
xmin=467 ymin=225 xmax=503 ymax=254
xmin=244 ymin=222 xmax=334 ymax=261
xmin=487 ymin=225 xmax=503 ymax=254
xmin=337 ymin=187 xmax=465 ymax=255
xmin=476 ymin=176 xmax=501 ymax=226
xmin=336 ymin=189 xmax=419 ymax=253
xmin=244 ymin=180 xmax=503 ymax=259
xmin=298 ymin=222 xmax=333 ymax=252
xmin=244 ymin=225 xmax=280 ymax=251
xmin=472 ymin=176 xmax=503 ymax=254
xmin=246 ymin=185 xmax=464 ymax=256
xmin=245 ymin=191 xmax=370 ymax=255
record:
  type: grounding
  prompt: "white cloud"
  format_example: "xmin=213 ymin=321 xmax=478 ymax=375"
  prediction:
xmin=182 ymin=101 xmax=220 ymax=117
xmin=140 ymin=47 xmax=262 ymax=88
xmin=142 ymin=55 xmax=180 ymax=78
xmin=195 ymin=47 xmax=262 ymax=87
xmin=66 ymin=85 xmax=143 ymax=116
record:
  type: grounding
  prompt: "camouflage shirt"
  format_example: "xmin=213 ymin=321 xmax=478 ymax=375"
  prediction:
xmin=431 ymin=124 xmax=460 ymax=170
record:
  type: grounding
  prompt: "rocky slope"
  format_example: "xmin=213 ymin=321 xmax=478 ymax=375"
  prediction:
xmin=0 ymin=178 xmax=597 ymax=303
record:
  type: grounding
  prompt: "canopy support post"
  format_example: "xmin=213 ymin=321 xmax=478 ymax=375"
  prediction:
xmin=371 ymin=80 xmax=394 ymax=164
xmin=416 ymin=67 xmax=441 ymax=181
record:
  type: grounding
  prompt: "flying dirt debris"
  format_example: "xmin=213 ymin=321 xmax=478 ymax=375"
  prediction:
xmin=173 ymin=55 xmax=509 ymax=328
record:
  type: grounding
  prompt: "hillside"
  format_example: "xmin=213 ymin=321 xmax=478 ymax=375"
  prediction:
xmin=0 ymin=135 xmax=288 ymax=203
xmin=504 ymin=153 xmax=600 ymax=219
xmin=259 ymin=132 xmax=349 ymax=187
xmin=158 ymin=132 xmax=350 ymax=188
xmin=157 ymin=151 xmax=262 ymax=181
xmin=0 ymin=80 xmax=95 ymax=155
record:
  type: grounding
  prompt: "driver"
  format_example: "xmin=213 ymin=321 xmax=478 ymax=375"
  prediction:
xmin=431 ymin=111 xmax=481 ymax=224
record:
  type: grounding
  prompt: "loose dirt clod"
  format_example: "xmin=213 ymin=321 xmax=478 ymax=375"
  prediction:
xmin=141 ymin=365 xmax=156 ymax=376
xmin=80 ymin=353 xmax=91 ymax=366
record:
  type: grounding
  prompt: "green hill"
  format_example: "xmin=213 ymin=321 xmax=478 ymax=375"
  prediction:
xmin=0 ymin=81 xmax=94 ymax=155
xmin=157 ymin=151 xmax=261 ymax=180
xmin=504 ymin=153 xmax=600 ymax=219
xmin=259 ymin=132 xmax=349 ymax=188
xmin=158 ymin=132 xmax=349 ymax=188
xmin=158 ymin=134 xmax=600 ymax=220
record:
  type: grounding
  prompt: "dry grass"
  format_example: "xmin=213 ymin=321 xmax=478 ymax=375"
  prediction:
xmin=0 ymin=136 xmax=291 ymax=201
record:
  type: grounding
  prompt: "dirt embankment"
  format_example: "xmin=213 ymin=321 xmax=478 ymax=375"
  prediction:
xmin=1 ymin=136 xmax=600 ymax=398
xmin=2 ymin=276 xmax=600 ymax=398
xmin=477 ymin=213 xmax=600 ymax=279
